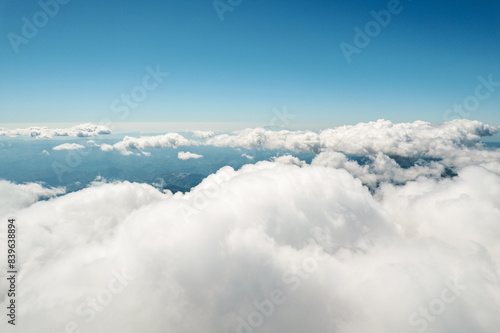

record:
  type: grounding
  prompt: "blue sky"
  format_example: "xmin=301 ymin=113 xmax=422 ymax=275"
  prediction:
xmin=1 ymin=0 xmax=499 ymax=126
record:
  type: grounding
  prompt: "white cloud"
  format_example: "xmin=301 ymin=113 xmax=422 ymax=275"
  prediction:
xmin=0 ymin=123 xmax=111 ymax=138
xmin=1 ymin=162 xmax=500 ymax=332
xmin=3 ymin=120 xmax=500 ymax=332
xmin=204 ymin=119 xmax=498 ymax=158
xmin=191 ymin=130 xmax=215 ymax=139
xmin=40 ymin=149 xmax=50 ymax=156
xmin=375 ymin=165 xmax=500 ymax=245
xmin=312 ymin=150 xmax=445 ymax=187
xmin=271 ymin=154 xmax=306 ymax=166
xmin=241 ymin=153 xmax=254 ymax=160
xmin=94 ymin=121 xmax=499 ymax=174
xmin=52 ymin=143 xmax=86 ymax=151
xmin=101 ymin=133 xmax=195 ymax=155
xmin=206 ymin=127 xmax=322 ymax=152
xmin=99 ymin=143 xmax=114 ymax=152
xmin=178 ymin=151 xmax=203 ymax=160
xmin=439 ymin=147 xmax=500 ymax=175
xmin=318 ymin=119 xmax=498 ymax=157
xmin=0 ymin=180 xmax=65 ymax=213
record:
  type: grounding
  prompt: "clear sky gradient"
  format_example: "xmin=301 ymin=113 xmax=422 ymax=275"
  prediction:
xmin=1 ymin=0 xmax=499 ymax=126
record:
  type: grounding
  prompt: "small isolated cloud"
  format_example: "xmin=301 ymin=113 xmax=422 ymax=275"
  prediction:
xmin=40 ymin=149 xmax=50 ymax=156
xmin=178 ymin=151 xmax=203 ymax=160
xmin=241 ymin=153 xmax=254 ymax=160
xmin=0 ymin=123 xmax=111 ymax=138
xmin=52 ymin=143 xmax=86 ymax=151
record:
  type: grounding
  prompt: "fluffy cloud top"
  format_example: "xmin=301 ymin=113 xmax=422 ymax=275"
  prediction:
xmin=318 ymin=119 xmax=498 ymax=156
xmin=204 ymin=119 xmax=498 ymax=156
xmin=101 ymin=120 xmax=498 ymax=160
xmin=52 ymin=143 xmax=86 ymax=151
xmin=206 ymin=127 xmax=322 ymax=152
xmin=178 ymin=151 xmax=203 ymax=160
xmin=0 ymin=123 xmax=111 ymax=138
xmin=1 ymin=161 xmax=500 ymax=332
xmin=312 ymin=150 xmax=446 ymax=187
xmin=191 ymin=130 xmax=215 ymax=139
xmin=100 ymin=133 xmax=194 ymax=155
xmin=2 ymin=119 xmax=500 ymax=332
xmin=272 ymin=154 xmax=306 ymax=166
xmin=0 ymin=180 xmax=65 ymax=213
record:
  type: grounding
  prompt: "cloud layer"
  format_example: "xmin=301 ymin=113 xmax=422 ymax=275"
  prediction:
xmin=204 ymin=119 xmax=498 ymax=156
xmin=100 ymin=133 xmax=194 ymax=155
xmin=91 ymin=120 xmax=499 ymax=168
xmin=0 ymin=123 xmax=111 ymax=138
xmin=1 ymin=119 xmax=499 ymax=332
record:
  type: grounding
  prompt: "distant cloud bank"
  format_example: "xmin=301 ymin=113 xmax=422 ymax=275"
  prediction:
xmin=0 ymin=123 xmax=112 ymax=138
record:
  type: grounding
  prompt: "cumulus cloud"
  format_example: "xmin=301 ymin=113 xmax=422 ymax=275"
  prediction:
xmin=318 ymin=119 xmax=498 ymax=157
xmin=271 ymin=154 xmax=306 ymax=166
xmin=241 ymin=153 xmax=254 ymax=160
xmin=0 ymin=180 xmax=65 ymax=213
xmin=191 ymin=130 xmax=215 ymax=139
xmin=439 ymin=147 xmax=500 ymax=175
xmin=52 ymin=143 xmax=86 ymax=151
xmin=178 ymin=151 xmax=203 ymax=160
xmin=100 ymin=133 xmax=195 ymax=155
xmin=0 ymin=123 xmax=111 ymax=138
xmin=204 ymin=119 xmax=498 ymax=158
xmin=206 ymin=127 xmax=321 ymax=152
xmin=94 ymin=120 xmax=499 ymax=175
xmin=99 ymin=143 xmax=114 ymax=152
xmin=1 ymin=161 xmax=500 ymax=332
xmin=2 ymin=119 xmax=500 ymax=332
xmin=312 ymin=150 xmax=446 ymax=187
